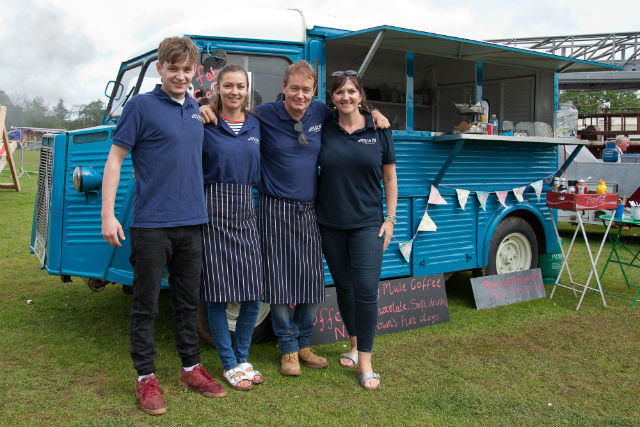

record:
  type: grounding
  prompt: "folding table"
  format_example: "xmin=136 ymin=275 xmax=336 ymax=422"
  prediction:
xmin=546 ymin=191 xmax=618 ymax=310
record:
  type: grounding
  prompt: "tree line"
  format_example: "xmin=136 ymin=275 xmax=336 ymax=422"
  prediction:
xmin=0 ymin=90 xmax=106 ymax=130
xmin=559 ymin=89 xmax=640 ymax=114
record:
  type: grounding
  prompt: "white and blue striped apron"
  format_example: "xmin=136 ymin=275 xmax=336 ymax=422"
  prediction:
xmin=201 ymin=183 xmax=263 ymax=302
xmin=258 ymin=193 xmax=325 ymax=304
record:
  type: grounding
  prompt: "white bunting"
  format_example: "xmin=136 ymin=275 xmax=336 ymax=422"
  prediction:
xmin=399 ymin=239 xmax=414 ymax=263
xmin=456 ymin=189 xmax=470 ymax=210
xmin=512 ymin=186 xmax=526 ymax=202
xmin=530 ymin=180 xmax=543 ymax=201
xmin=418 ymin=210 xmax=437 ymax=231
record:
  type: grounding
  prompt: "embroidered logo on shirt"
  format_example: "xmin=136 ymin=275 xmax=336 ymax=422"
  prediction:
xmin=308 ymin=124 xmax=322 ymax=133
xmin=191 ymin=114 xmax=202 ymax=122
xmin=358 ymin=137 xmax=377 ymax=144
xmin=248 ymin=137 xmax=260 ymax=145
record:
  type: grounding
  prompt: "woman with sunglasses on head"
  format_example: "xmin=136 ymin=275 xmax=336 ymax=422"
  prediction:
xmin=201 ymin=63 xmax=263 ymax=391
xmin=316 ymin=70 xmax=398 ymax=391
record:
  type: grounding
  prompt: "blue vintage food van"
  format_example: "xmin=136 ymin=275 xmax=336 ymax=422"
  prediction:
xmin=29 ymin=10 xmax=616 ymax=340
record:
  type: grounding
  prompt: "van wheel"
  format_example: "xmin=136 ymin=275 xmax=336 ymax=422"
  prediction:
xmin=197 ymin=302 xmax=272 ymax=346
xmin=483 ymin=217 xmax=538 ymax=276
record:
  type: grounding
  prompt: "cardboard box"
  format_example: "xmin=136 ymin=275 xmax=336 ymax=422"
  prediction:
xmin=546 ymin=191 xmax=618 ymax=211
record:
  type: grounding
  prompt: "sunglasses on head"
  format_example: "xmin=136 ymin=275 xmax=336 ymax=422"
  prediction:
xmin=294 ymin=121 xmax=308 ymax=145
xmin=331 ymin=70 xmax=358 ymax=78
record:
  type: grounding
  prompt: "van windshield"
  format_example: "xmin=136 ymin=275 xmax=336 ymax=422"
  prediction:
xmin=105 ymin=52 xmax=291 ymax=123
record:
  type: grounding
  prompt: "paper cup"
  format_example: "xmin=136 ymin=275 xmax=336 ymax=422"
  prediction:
xmin=633 ymin=206 xmax=640 ymax=221
xmin=614 ymin=204 xmax=625 ymax=220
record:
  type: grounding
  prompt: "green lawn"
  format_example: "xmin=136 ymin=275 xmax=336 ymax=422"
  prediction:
xmin=1 ymin=176 xmax=639 ymax=426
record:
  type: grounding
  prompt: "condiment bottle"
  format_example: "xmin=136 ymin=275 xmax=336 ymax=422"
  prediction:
xmin=596 ymin=179 xmax=607 ymax=194
xmin=575 ymin=179 xmax=587 ymax=194
xmin=552 ymin=177 xmax=560 ymax=192
xmin=558 ymin=178 xmax=568 ymax=193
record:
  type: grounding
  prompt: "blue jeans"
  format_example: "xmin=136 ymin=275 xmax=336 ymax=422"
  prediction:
xmin=270 ymin=303 xmax=319 ymax=355
xmin=207 ymin=301 xmax=261 ymax=371
xmin=319 ymin=225 xmax=383 ymax=353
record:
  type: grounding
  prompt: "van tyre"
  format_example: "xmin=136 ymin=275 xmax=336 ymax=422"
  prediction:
xmin=483 ymin=217 xmax=538 ymax=276
xmin=197 ymin=301 xmax=273 ymax=346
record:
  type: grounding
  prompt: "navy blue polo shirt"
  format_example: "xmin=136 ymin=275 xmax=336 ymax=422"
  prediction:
xmin=111 ymin=84 xmax=207 ymax=228
xmin=316 ymin=113 xmax=396 ymax=229
xmin=255 ymin=100 xmax=333 ymax=202
xmin=202 ymin=113 xmax=260 ymax=186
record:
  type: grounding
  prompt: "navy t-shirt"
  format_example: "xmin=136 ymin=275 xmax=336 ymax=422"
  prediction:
xmin=111 ymin=85 xmax=207 ymax=228
xmin=316 ymin=113 xmax=396 ymax=229
xmin=255 ymin=100 xmax=333 ymax=202
xmin=202 ymin=113 xmax=260 ymax=186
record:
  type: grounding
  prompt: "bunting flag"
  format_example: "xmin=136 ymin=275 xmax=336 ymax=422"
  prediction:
xmin=399 ymin=239 xmax=414 ymax=263
xmin=512 ymin=186 xmax=526 ymax=202
xmin=530 ymin=180 xmax=543 ymax=201
xmin=427 ymin=185 xmax=447 ymax=205
xmin=476 ymin=191 xmax=488 ymax=211
xmin=496 ymin=190 xmax=509 ymax=207
xmin=418 ymin=210 xmax=437 ymax=231
xmin=456 ymin=189 xmax=470 ymax=210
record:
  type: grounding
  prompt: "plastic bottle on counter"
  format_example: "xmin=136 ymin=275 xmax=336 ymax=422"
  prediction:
xmin=552 ymin=177 xmax=560 ymax=192
xmin=596 ymin=179 xmax=607 ymax=194
xmin=558 ymin=178 xmax=568 ymax=193
xmin=490 ymin=114 xmax=499 ymax=135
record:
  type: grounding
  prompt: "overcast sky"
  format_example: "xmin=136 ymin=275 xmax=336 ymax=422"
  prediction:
xmin=1 ymin=0 xmax=638 ymax=109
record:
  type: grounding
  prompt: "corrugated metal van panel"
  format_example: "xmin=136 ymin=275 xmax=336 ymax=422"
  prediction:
xmin=411 ymin=196 xmax=477 ymax=276
xmin=394 ymin=136 xmax=557 ymax=195
xmin=60 ymin=129 xmax=133 ymax=279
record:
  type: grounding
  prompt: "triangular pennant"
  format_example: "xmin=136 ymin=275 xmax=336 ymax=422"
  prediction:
xmin=418 ymin=210 xmax=437 ymax=231
xmin=428 ymin=185 xmax=448 ymax=205
xmin=530 ymin=180 xmax=543 ymax=201
xmin=399 ymin=239 xmax=413 ymax=263
xmin=512 ymin=186 xmax=526 ymax=202
xmin=476 ymin=191 xmax=488 ymax=211
xmin=496 ymin=190 xmax=509 ymax=208
xmin=455 ymin=189 xmax=470 ymax=210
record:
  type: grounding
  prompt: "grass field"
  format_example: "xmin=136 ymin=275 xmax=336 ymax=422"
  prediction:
xmin=1 ymin=175 xmax=639 ymax=426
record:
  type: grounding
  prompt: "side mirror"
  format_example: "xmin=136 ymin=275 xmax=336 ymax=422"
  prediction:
xmin=204 ymin=48 xmax=227 ymax=71
xmin=105 ymin=81 xmax=124 ymax=100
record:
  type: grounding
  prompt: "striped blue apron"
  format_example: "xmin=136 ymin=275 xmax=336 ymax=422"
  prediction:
xmin=258 ymin=193 xmax=325 ymax=304
xmin=201 ymin=183 xmax=263 ymax=303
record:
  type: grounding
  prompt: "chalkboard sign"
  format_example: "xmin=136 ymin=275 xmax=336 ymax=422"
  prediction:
xmin=470 ymin=268 xmax=546 ymax=310
xmin=308 ymin=274 xmax=449 ymax=346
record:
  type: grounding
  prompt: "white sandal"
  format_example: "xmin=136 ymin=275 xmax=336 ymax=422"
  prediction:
xmin=222 ymin=366 xmax=253 ymax=391
xmin=238 ymin=362 xmax=263 ymax=384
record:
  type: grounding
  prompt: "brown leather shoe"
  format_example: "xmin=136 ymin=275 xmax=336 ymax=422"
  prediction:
xmin=280 ymin=352 xmax=301 ymax=376
xmin=178 ymin=365 xmax=227 ymax=398
xmin=136 ymin=375 xmax=166 ymax=415
xmin=298 ymin=347 xmax=328 ymax=369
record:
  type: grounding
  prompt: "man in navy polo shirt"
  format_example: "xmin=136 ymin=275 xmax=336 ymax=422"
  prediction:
xmin=101 ymin=37 xmax=226 ymax=416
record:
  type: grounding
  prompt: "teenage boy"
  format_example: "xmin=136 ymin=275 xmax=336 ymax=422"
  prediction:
xmin=101 ymin=36 xmax=226 ymax=416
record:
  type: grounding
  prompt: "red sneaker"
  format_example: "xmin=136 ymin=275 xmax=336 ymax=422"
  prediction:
xmin=178 ymin=365 xmax=227 ymax=398
xmin=136 ymin=375 xmax=166 ymax=415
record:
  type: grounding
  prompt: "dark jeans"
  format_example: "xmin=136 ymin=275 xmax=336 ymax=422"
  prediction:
xmin=319 ymin=225 xmax=383 ymax=353
xmin=129 ymin=226 xmax=203 ymax=376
